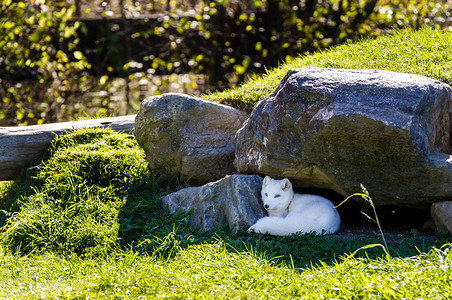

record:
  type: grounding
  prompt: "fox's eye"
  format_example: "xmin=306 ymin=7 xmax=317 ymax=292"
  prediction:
xmin=275 ymin=194 xmax=280 ymax=198
xmin=265 ymin=193 xmax=268 ymax=197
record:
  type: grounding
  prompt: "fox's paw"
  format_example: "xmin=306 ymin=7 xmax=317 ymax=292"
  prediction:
xmin=247 ymin=224 xmax=257 ymax=235
xmin=247 ymin=223 xmax=268 ymax=235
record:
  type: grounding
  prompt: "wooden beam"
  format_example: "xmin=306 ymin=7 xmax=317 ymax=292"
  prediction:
xmin=0 ymin=115 xmax=136 ymax=181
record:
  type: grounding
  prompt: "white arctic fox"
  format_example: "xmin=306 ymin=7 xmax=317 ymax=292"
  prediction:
xmin=247 ymin=176 xmax=340 ymax=236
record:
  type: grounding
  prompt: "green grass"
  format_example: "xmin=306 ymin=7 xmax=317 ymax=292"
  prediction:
xmin=1 ymin=27 xmax=452 ymax=297
xmin=0 ymin=243 xmax=452 ymax=299
xmin=205 ymin=27 xmax=452 ymax=111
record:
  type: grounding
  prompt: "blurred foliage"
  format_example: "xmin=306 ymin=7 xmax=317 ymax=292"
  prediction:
xmin=81 ymin=0 xmax=451 ymax=88
xmin=1 ymin=0 xmax=451 ymax=126
xmin=0 ymin=0 xmax=92 ymax=126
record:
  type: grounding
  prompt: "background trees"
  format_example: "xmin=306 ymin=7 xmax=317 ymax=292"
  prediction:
xmin=1 ymin=0 xmax=451 ymax=125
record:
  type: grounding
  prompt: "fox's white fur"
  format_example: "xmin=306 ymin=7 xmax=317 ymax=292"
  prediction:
xmin=247 ymin=176 xmax=340 ymax=236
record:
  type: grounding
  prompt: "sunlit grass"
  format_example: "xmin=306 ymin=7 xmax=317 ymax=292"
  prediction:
xmin=0 ymin=243 xmax=452 ymax=299
xmin=0 ymin=181 xmax=13 ymax=197
xmin=206 ymin=28 xmax=452 ymax=111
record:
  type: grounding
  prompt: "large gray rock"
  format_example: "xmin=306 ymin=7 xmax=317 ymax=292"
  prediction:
xmin=235 ymin=67 xmax=452 ymax=207
xmin=134 ymin=93 xmax=248 ymax=183
xmin=162 ymin=175 xmax=266 ymax=234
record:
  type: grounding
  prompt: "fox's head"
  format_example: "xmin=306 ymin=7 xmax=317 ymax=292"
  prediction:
xmin=261 ymin=176 xmax=294 ymax=217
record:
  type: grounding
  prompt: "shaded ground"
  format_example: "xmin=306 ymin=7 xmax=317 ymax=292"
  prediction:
xmin=334 ymin=200 xmax=438 ymax=245
xmin=299 ymin=187 xmax=439 ymax=245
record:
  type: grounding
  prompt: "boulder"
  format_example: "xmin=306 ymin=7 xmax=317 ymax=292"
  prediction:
xmin=431 ymin=201 xmax=452 ymax=235
xmin=235 ymin=67 xmax=452 ymax=207
xmin=134 ymin=93 xmax=248 ymax=183
xmin=162 ymin=174 xmax=266 ymax=234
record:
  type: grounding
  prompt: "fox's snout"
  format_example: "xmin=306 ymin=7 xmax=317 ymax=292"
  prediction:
xmin=264 ymin=204 xmax=269 ymax=209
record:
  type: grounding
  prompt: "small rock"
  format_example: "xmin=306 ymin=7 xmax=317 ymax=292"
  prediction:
xmin=162 ymin=174 xmax=266 ymax=234
xmin=431 ymin=201 xmax=452 ymax=235
xmin=422 ymin=218 xmax=438 ymax=234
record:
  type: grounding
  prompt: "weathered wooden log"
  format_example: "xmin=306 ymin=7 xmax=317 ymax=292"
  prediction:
xmin=0 ymin=115 xmax=136 ymax=181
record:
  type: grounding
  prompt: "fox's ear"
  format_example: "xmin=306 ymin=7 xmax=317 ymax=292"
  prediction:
xmin=263 ymin=176 xmax=271 ymax=186
xmin=280 ymin=178 xmax=292 ymax=191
